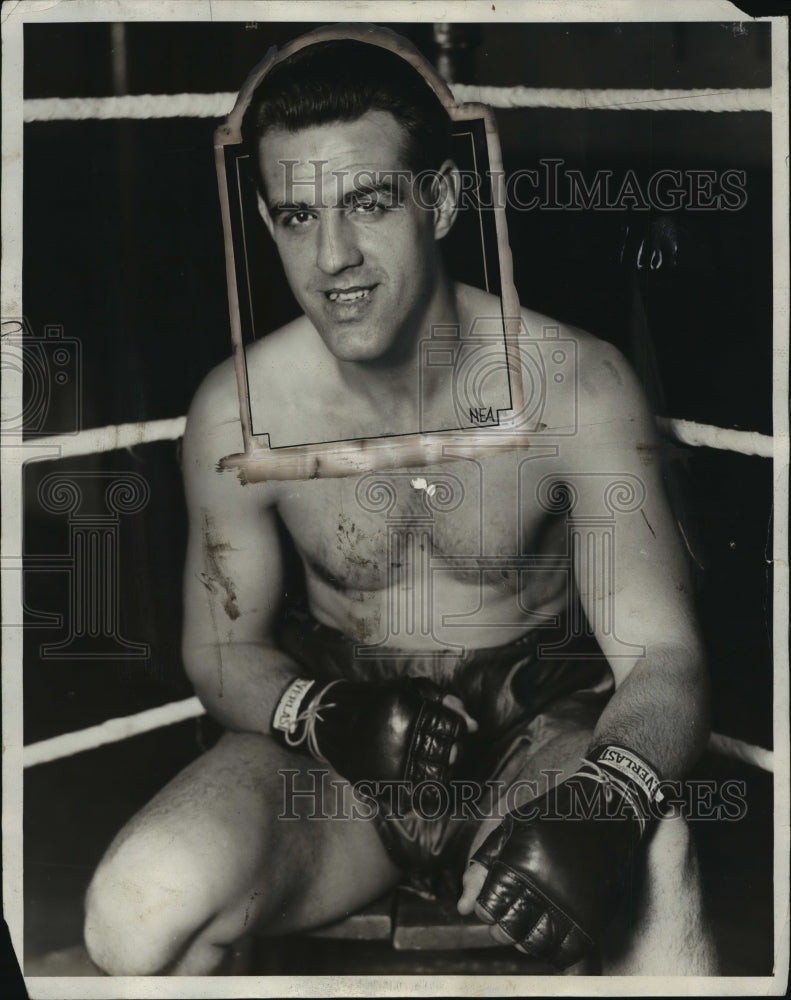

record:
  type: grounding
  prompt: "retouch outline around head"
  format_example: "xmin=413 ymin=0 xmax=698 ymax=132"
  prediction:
xmin=240 ymin=29 xmax=461 ymax=365
xmin=242 ymin=36 xmax=453 ymax=194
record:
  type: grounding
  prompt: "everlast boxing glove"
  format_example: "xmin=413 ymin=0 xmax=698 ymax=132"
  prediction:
xmin=471 ymin=744 xmax=664 ymax=969
xmin=271 ymin=676 xmax=465 ymax=787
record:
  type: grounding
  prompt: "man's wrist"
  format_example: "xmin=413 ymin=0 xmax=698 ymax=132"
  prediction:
xmin=580 ymin=743 xmax=664 ymax=833
xmin=586 ymin=743 xmax=664 ymax=806
xmin=272 ymin=676 xmax=316 ymax=737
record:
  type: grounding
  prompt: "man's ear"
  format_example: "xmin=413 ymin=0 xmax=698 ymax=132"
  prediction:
xmin=257 ymin=189 xmax=275 ymax=238
xmin=432 ymin=159 xmax=460 ymax=241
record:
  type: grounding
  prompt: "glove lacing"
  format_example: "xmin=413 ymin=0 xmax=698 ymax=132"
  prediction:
xmin=283 ymin=679 xmax=344 ymax=762
xmin=576 ymin=758 xmax=649 ymax=835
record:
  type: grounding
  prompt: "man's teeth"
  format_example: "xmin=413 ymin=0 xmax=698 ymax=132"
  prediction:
xmin=328 ymin=288 xmax=370 ymax=303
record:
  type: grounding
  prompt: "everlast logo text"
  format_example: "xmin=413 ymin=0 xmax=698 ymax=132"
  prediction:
xmin=597 ymin=746 xmax=664 ymax=803
xmin=273 ymin=678 xmax=315 ymax=734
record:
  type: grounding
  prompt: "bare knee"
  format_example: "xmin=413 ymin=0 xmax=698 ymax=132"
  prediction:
xmin=642 ymin=811 xmax=699 ymax=882
xmin=84 ymin=826 xmax=221 ymax=976
xmin=604 ymin=814 xmax=717 ymax=975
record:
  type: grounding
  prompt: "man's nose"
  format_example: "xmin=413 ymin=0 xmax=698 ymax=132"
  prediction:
xmin=316 ymin=210 xmax=363 ymax=274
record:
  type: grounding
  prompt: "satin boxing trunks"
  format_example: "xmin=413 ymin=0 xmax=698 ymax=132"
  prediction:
xmin=278 ymin=606 xmax=614 ymax=886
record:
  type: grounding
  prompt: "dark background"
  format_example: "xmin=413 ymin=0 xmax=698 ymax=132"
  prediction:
xmin=17 ymin=20 xmax=775 ymax=975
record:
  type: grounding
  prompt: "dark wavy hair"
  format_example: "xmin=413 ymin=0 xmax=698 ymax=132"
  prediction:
xmin=243 ymin=38 xmax=452 ymax=191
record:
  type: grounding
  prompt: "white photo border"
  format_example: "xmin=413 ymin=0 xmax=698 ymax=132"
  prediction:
xmin=2 ymin=2 xmax=788 ymax=997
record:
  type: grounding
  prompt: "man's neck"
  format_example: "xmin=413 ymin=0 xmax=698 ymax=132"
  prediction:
xmin=332 ymin=272 xmax=460 ymax=423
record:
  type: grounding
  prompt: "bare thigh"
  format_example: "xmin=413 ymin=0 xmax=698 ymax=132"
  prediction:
xmin=86 ymin=730 xmax=402 ymax=972
xmin=149 ymin=731 xmax=398 ymax=929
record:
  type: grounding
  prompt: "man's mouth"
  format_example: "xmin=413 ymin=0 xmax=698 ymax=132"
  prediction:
xmin=325 ymin=285 xmax=375 ymax=303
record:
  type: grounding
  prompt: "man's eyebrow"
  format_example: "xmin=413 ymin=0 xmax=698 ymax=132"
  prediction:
xmin=268 ymin=200 xmax=314 ymax=215
xmin=340 ymin=178 xmax=402 ymax=205
xmin=269 ymin=178 xmax=405 ymax=214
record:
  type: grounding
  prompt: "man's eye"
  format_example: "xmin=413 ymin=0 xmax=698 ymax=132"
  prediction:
xmin=351 ymin=197 xmax=380 ymax=214
xmin=349 ymin=192 xmax=397 ymax=215
xmin=284 ymin=210 xmax=315 ymax=227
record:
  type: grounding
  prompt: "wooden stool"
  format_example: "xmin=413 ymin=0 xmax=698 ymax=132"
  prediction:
xmin=249 ymin=886 xmax=562 ymax=975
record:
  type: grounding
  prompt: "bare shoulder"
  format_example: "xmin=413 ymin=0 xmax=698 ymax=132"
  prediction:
xmin=245 ymin=314 xmax=321 ymax=382
xmin=571 ymin=323 xmax=652 ymax=427
xmin=181 ymin=335 xmax=283 ymax=509
xmin=244 ymin=315 xmax=331 ymax=437
xmin=454 ymin=286 xmax=648 ymax=433
xmin=457 ymin=284 xmax=639 ymax=403
xmin=518 ymin=306 xmax=652 ymax=428
xmin=187 ymin=315 xmax=325 ymax=449
xmin=183 ymin=353 xmax=243 ymax=463
xmin=455 ymin=282 xmax=507 ymax=332
xmin=517 ymin=311 xmax=659 ymax=484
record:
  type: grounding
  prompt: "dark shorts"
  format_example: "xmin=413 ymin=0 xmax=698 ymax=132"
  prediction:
xmin=279 ymin=607 xmax=614 ymax=886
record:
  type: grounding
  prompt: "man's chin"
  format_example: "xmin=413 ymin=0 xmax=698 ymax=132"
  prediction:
xmin=328 ymin=341 xmax=392 ymax=364
xmin=313 ymin=325 xmax=395 ymax=364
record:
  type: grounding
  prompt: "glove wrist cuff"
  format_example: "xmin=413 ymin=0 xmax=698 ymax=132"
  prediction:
xmin=272 ymin=677 xmax=316 ymax=740
xmin=585 ymin=744 xmax=664 ymax=830
xmin=272 ymin=677 xmax=349 ymax=763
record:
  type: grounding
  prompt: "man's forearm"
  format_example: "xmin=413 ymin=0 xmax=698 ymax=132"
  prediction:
xmin=589 ymin=647 xmax=710 ymax=780
xmin=184 ymin=641 xmax=301 ymax=735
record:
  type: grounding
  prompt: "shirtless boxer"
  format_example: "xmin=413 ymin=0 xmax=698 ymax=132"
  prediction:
xmin=83 ymin=32 xmax=717 ymax=976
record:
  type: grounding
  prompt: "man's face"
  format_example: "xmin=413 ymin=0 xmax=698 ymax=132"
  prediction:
xmin=259 ymin=110 xmax=447 ymax=363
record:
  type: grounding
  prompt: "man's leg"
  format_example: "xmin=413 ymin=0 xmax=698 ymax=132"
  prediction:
xmin=458 ymin=722 xmax=718 ymax=975
xmin=600 ymin=813 xmax=719 ymax=975
xmin=84 ymin=731 xmax=401 ymax=976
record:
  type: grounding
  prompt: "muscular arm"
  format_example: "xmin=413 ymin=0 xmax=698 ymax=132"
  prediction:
xmin=181 ymin=361 xmax=470 ymax=786
xmin=559 ymin=336 xmax=709 ymax=778
xmin=181 ymin=363 xmax=298 ymax=734
xmin=457 ymin=332 xmax=710 ymax=961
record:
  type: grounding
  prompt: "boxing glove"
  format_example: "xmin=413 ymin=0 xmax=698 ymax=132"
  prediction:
xmin=470 ymin=744 xmax=663 ymax=969
xmin=271 ymin=675 xmax=465 ymax=787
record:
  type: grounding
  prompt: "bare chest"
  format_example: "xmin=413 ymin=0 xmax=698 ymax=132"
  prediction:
xmin=274 ymin=449 xmax=563 ymax=591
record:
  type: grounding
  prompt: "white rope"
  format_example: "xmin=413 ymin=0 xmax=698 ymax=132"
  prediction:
xmin=22 ymin=87 xmax=772 ymax=123
xmin=16 ymin=416 xmax=774 ymax=773
xmin=15 ymin=409 xmax=775 ymax=776
xmin=20 ymin=415 xmax=773 ymax=462
xmin=24 ymin=417 xmax=186 ymax=461
xmin=452 ymin=85 xmax=772 ymax=114
xmin=21 ymin=693 xmax=773 ymax=773
xmin=23 ymin=93 xmax=237 ymax=123
xmin=707 ymin=732 xmax=774 ymax=774
xmin=656 ymin=417 xmax=773 ymax=458
xmin=22 ymin=696 xmax=205 ymax=768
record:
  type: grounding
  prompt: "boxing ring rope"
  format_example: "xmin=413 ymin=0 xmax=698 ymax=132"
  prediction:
xmin=18 ymin=82 xmax=777 ymax=776
xmin=19 ymin=410 xmax=776 ymax=775
xmin=23 ymin=697 xmax=205 ymax=769
xmin=25 ymin=417 xmax=188 ymax=461
xmin=23 ymin=416 xmax=773 ymax=463
xmin=23 ymin=694 xmax=775 ymax=773
xmin=22 ymin=87 xmax=771 ymax=122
